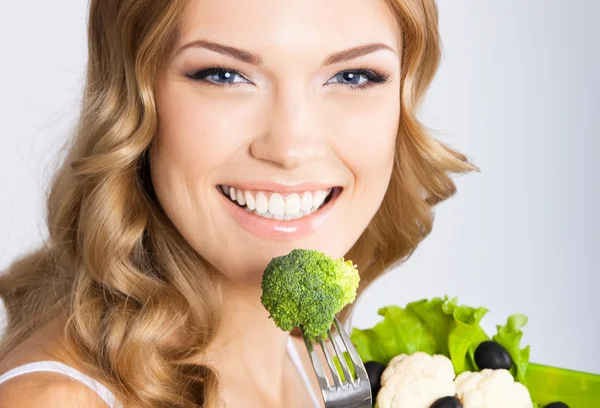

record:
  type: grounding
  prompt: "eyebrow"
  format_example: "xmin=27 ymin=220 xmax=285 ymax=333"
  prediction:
xmin=175 ymin=40 xmax=263 ymax=65
xmin=174 ymin=40 xmax=397 ymax=66
xmin=323 ymin=43 xmax=397 ymax=65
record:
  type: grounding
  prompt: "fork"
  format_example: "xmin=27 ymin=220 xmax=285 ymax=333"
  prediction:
xmin=301 ymin=317 xmax=372 ymax=408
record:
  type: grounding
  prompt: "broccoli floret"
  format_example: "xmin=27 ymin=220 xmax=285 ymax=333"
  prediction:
xmin=260 ymin=249 xmax=360 ymax=339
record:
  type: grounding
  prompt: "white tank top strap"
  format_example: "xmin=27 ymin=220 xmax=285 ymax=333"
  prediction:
xmin=0 ymin=361 xmax=120 ymax=408
xmin=286 ymin=336 xmax=322 ymax=408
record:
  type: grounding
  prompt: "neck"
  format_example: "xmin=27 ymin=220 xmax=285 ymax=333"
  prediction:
xmin=203 ymin=278 xmax=293 ymax=403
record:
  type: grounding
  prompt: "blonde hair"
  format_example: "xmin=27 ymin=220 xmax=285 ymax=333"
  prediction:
xmin=0 ymin=0 xmax=475 ymax=406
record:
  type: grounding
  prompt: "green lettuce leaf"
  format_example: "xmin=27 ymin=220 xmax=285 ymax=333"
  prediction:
xmin=444 ymin=298 xmax=491 ymax=373
xmin=493 ymin=313 xmax=531 ymax=384
xmin=350 ymin=296 xmax=490 ymax=375
xmin=404 ymin=297 xmax=453 ymax=355
xmin=351 ymin=305 xmax=436 ymax=364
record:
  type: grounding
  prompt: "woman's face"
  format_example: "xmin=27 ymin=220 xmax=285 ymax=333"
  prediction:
xmin=151 ymin=0 xmax=402 ymax=286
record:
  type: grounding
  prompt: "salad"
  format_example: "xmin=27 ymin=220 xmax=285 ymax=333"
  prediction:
xmin=351 ymin=296 xmax=600 ymax=408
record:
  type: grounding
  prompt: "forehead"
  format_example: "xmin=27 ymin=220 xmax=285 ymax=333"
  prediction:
xmin=178 ymin=0 xmax=401 ymax=59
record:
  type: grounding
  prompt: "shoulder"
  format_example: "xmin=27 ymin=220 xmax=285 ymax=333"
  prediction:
xmin=0 ymin=371 xmax=111 ymax=407
xmin=0 ymin=319 xmax=113 ymax=407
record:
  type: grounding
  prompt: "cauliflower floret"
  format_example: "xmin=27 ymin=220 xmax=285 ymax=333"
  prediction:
xmin=455 ymin=369 xmax=533 ymax=408
xmin=375 ymin=352 xmax=456 ymax=408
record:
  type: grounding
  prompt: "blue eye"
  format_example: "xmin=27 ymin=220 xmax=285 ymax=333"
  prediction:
xmin=187 ymin=68 xmax=250 ymax=85
xmin=186 ymin=67 xmax=390 ymax=89
xmin=326 ymin=69 xmax=388 ymax=88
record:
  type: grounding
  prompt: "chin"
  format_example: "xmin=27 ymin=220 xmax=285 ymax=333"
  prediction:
xmin=211 ymin=231 xmax=360 ymax=290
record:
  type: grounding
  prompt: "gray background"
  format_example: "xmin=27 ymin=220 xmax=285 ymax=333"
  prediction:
xmin=1 ymin=1 xmax=598 ymax=373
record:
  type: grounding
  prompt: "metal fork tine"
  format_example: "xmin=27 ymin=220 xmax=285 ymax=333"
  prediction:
xmin=301 ymin=320 xmax=372 ymax=408
xmin=330 ymin=323 xmax=353 ymax=385
xmin=319 ymin=335 xmax=342 ymax=389
xmin=301 ymin=328 xmax=331 ymax=391
xmin=333 ymin=318 xmax=368 ymax=381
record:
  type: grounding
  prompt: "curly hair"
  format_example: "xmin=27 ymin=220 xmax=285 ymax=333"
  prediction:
xmin=0 ymin=0 xmax=476 ymax=406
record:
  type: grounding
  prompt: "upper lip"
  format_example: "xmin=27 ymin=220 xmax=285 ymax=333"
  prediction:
xmin=218 ymin=181 xmax=340 ymax=194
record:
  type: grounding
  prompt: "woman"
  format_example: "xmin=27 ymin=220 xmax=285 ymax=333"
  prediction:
xmin=0 ymin=0 xmax=474 ymax=406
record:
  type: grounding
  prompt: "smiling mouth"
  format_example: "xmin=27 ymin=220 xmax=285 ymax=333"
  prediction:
xmin=217 ymin=185 xmax=341 ymax=220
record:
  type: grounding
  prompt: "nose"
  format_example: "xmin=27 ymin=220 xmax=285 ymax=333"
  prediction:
xmin=250 ymin=87 xmax=326 ymax=169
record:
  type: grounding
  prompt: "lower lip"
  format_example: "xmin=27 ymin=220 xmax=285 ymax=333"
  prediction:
xmin=219 ymin=188 xmax=341 ymax=240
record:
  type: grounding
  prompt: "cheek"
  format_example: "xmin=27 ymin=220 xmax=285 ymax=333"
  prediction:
xmin=150 ymin=83 xmax=249 ymax=239
xmin=328 ymin=90 xmax=399 ymax=183
xmin=154 ymin=92 xmax=241 ymax=175
xmin=151 ymin=82 xmax=264 ymax=203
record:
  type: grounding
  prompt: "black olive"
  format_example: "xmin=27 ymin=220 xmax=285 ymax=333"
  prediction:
xmin=544 ymin=403 xmax=569 ymax=408
xmin=429 ymin=396 xmax=463 ymax=408
xmin=474 ymin=341 xmax=513 ymax=370
xmin=364 ymin=361 xmax=386 ymax=398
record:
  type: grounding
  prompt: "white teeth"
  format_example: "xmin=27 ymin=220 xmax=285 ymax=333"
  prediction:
xmin=300 ymin=192 xmax=313 ymax=212
xmin=312 ymin=190 xmax=325 ymax=209
xmin=269 ymin=193 xmax=285 ymax=216
xmin=236 ymin=189 xmax=246 ymax=206
xmin=221 ymin=186 xmax=335 ymax=219
xmin=244 ymin=191 xmax=255 ymax=210
xmin=285 ymin=193 xmax=301 ymax=214
xmin=255 ymin=192 xmax=269 ymax=214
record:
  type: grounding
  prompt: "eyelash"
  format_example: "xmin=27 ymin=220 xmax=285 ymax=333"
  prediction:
xmin=185 ymin=66 xmax=391 ymax=90
xmin=340 ymin=67 xmax=392 ymax=91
